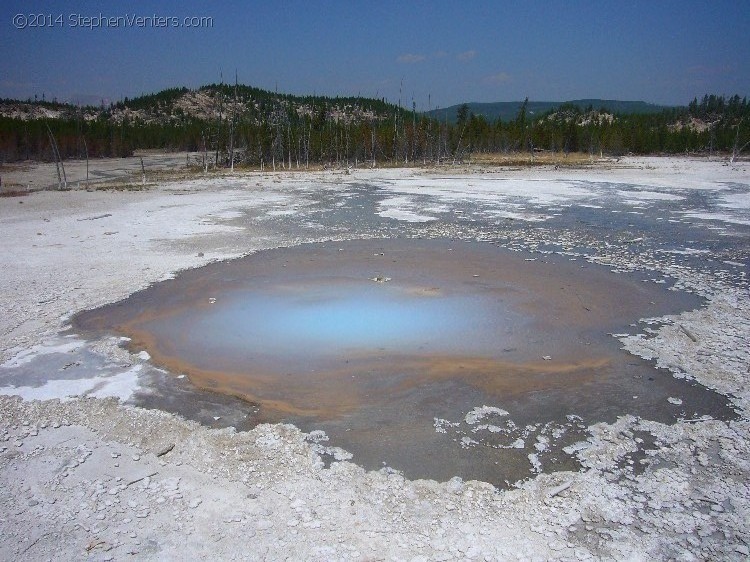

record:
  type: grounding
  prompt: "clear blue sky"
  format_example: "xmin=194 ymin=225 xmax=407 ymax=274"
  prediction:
xmin=1 ymin=0 xmax=748 ymax=109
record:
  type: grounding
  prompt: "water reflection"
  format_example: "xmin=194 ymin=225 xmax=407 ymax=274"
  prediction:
xmin=73 ymin=239 xmax=734 ymax=486
xmin=160 ymin=283 xmax=514 ymax=372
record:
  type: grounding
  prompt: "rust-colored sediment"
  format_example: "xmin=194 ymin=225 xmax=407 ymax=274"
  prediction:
xmin=118 ymin=338 xmax=610 ymax=419
xmin=74 ymin=238 xmax=697 ymax=423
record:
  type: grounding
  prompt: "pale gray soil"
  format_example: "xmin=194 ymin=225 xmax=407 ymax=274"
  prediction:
xmin=1 ymin=156 xmax=749 ymax=560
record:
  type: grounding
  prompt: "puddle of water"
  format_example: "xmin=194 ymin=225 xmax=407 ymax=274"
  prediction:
xmin=73 ymin=238 xmax=734 ymax=486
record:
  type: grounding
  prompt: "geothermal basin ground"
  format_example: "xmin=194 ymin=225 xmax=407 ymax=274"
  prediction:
xmin=72 ymin=238 xmax=732 ymax=487
xmin=1 ymin=156 xmax=749 ymax=560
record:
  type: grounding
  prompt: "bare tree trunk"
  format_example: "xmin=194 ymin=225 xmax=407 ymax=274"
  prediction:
xmin=83 ymin=136 xmax=89 ymax=186
xmin=229 ymin=100 xmax=237 ymax=172
xmin=60 ymin=151 xmax=67 ymax=188
xmin=306 ymin=122 xmax=310 ymax=169
xmin=411 ymin=97 xmax=417 ymax=164
xmin=530 ymin=136 xmax=535 ymax=164
xmin=45 ymin=122 xmax=65 ymax=189
xmin=48 ymin=130 xmax=62 ymax=188
xmin=229 ymin=72 xmax=238 ymax=172
xmin=345 ymin=122 xmax=350 ymax=166
xmin=215 ymin=76 xmax=224 ymax=168
xmin=202 ymin=131 xmax=207 ymax=173
xmin=731 ymin=117 xmax=749 ymax=163
xmin=334 ymin=127 xmax=339 ymax=166
xmin=453 ymin=120 xmax=468 ymax=166
xmin=427 ymin=95 xmax=432 ymax=164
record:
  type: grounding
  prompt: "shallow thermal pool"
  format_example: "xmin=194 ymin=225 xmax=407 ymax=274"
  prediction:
xmin=176 ymin=282 xmax=515 ymax=372
xmin=74 ymin=238 xmax=734 ymax=486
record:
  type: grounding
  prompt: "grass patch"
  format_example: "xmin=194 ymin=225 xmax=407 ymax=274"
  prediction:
xmin=93 ymin=182 xmax=155 ymax=192
xmin=469 ymin=151 xmax=603 ymax=167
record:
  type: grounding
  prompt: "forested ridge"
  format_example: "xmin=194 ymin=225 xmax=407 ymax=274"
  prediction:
xmin=426 ymin=99 xmax=669 ymax=124
xmin=0 ymin=85 xmax=748 ymax=167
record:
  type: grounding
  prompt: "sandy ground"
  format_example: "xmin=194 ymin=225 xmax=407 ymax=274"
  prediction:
xmin=0 ymin=150 xmax=204 ymax=192
xmin=1 ymin=156 xmax=749 ymax=560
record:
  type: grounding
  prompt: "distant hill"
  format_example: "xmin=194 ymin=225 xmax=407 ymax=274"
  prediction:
xmin=0 ymin=83 xmax=426 ymax=164
xmin=1 ymin=86 xmax=746 ymax=167
xmin=0 ymin=83 xmax=410 ymax=126
xmin=426 ymin=99 xmax=675 ymax=123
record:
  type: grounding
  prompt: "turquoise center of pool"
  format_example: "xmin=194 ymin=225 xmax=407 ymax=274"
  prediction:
xmin=155 ymin=282 xmax=513 ymax=372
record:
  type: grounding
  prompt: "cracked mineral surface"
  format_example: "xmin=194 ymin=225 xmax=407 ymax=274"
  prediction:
xmin=1 ymin=155 xmax=749 ymax=560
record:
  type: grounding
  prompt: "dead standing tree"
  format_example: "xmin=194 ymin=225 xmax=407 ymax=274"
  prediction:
xmin=228 ymin=71 xmax=239 ymax=171
xmin=213 ymin=78 xmax=225 ymax=168
xmin=45 ymin=122 xmax=66 ymax=189
xmin=453 ymin=104 xmax=470 ymax=165
xmin=370 ymin=116 xmax=377 ymax=167
xmin=731 ymin=117 xmax=750 ymax=163
xmin=201 ymin=130 xmax=208 ymax=172
xmin=73 ymin=104 xmax=89 ymax=186
xmin=82 ymin=136 xmax=89 ymax=186
xmin=270 ymin=104 xmax=287 ymax=171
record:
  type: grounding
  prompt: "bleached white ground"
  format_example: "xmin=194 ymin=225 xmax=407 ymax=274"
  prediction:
xmin=1 ymin=156 xmax=749 ymax=560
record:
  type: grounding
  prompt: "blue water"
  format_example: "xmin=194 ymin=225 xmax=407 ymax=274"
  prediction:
xmin=153 ymin=281 xmax=514 ymax=372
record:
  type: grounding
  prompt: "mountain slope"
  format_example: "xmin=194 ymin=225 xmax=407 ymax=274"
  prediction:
xmin=0 ymin=84 xmax=411 ymax=125
xmin=427 ymin=99 xmax=674 ymax=123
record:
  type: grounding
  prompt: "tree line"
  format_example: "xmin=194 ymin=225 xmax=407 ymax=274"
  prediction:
xmin=0 ymin=88 xmax=748 ymax=167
